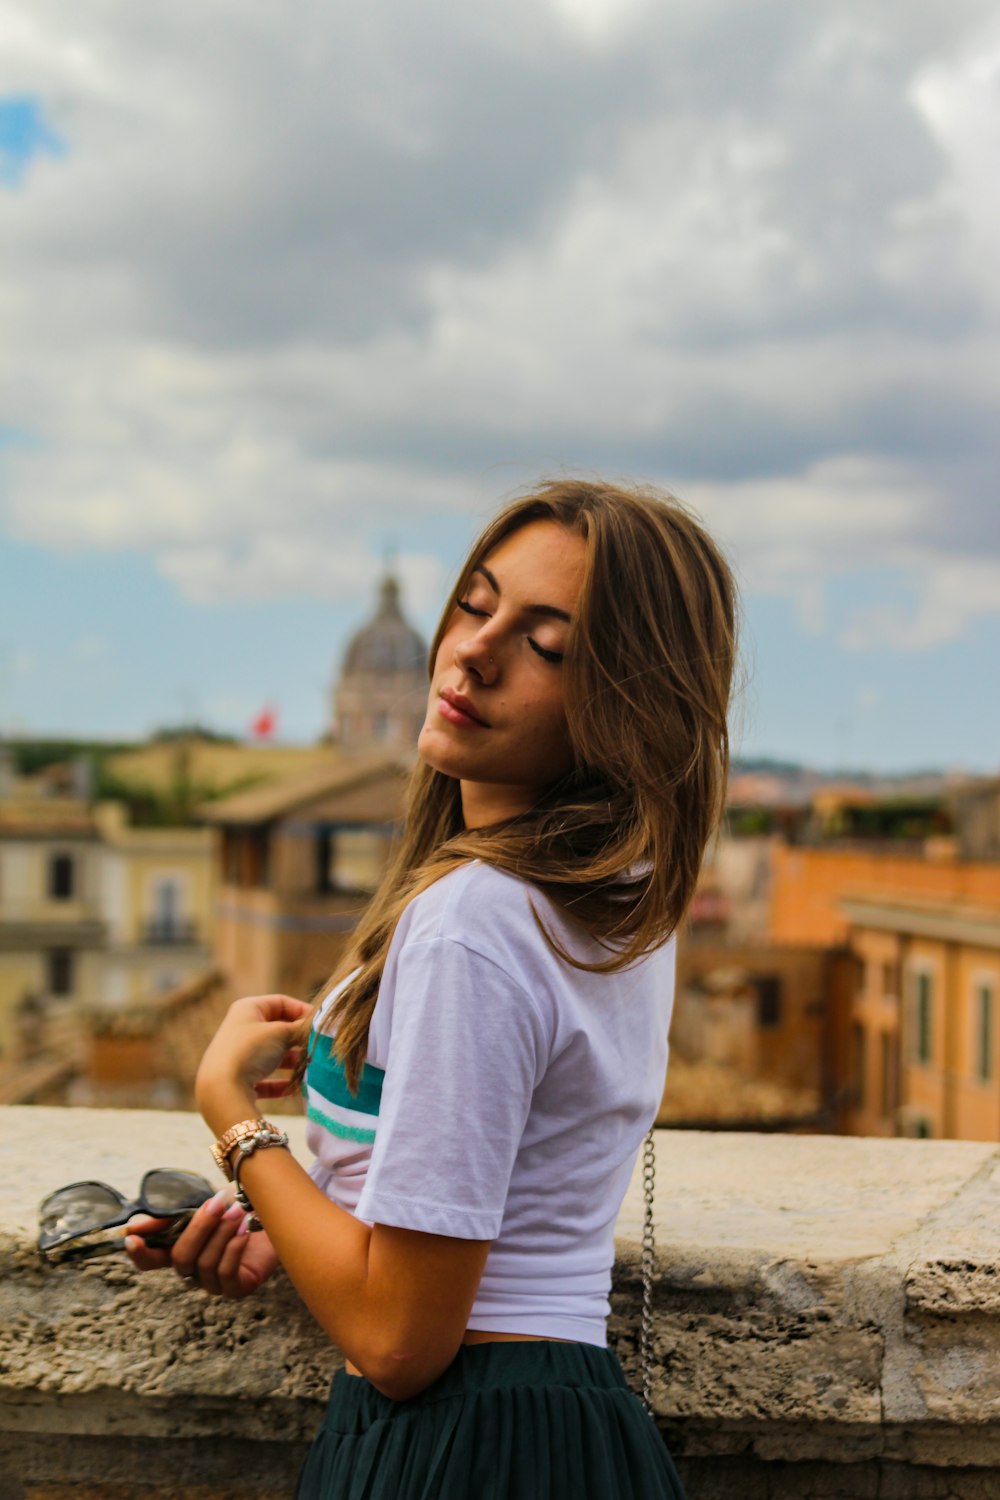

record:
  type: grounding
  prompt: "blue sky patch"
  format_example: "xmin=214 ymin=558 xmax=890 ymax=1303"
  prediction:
xmin=0 ymin=427 xmax=37 ymax=448
xmin=0 ymin=96 xmax=66 ymax=187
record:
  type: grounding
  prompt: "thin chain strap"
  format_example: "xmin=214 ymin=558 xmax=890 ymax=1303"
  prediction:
xmin=639 ymin=1125 xmax=657 ymax=1415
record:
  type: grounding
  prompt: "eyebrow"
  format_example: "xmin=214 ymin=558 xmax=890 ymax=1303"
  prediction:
xmin=473 ymin=564 xmax=573 ymax=623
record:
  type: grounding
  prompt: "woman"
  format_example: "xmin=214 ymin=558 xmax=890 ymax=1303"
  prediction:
xmin=128 ymin=478 xmax=737 ymax=1499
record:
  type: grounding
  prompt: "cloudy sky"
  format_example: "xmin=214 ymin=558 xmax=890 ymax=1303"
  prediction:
xmin=1 ymin=0 xmax=999 ymax=771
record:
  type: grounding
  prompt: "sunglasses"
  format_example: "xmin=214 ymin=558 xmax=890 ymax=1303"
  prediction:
xmin=38 ymin=1168 xmax=215 ymax=1262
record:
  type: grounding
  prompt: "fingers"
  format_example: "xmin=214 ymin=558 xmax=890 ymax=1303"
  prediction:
xmin=257 ymin=1041 xmax=304 ymax=1090
xmin=215 ymin=1218 xmax=255 ymax=1298
xmin=190 ymin=1202 xmax=251 ymax=1296
xmin=168 ymin=1187 xmax=233 ymax=1276
xmin=124 ymin=1197 xmax=257 ymax=1297
xmin=124 ymin=1217 xmax=174 ymax=1272
xmin=237 ymin=994 xmax=314 ymax=1024
xmin=170 ymin=1190 xmax=250 ymax=1296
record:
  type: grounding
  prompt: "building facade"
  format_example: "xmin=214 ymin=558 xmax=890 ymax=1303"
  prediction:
xmin=769 ymin=844 xmax=1000 ymax=948
xmin=203 ymin=759 xmax=407 ymax=1002
xmin=843 ymin=898 xmax=1000 ymax=1141
xmin=0 ymin=793 xmax=214 ymax=1066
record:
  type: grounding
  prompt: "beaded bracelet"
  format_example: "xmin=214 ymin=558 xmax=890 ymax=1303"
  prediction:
xmin=230 ymin=1126 xmax=290 ymax=1232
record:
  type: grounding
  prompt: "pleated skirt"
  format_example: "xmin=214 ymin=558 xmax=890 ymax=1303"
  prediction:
xmin=295 ymin=1339 xmax=687 ymax=1500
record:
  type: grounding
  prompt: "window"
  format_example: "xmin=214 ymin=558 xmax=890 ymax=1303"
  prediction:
xmin=852 ymin=1021 xmax=866 ymax=1108
xmin=882 ymin=961 xmax=900 ymax=998
xmin=754 ymin=974 xmax=782 ymax=1029
xmin=880 ymin=1032 xmax=898 ymax=1119
xmin=232 ymin=830 xmax=270 ymax=888
xmin=914 ymin=1117 xmax=932 ymax=1140
xmin=47 ymin=948 xmax=74 ymax=997
xmin=315 ymin=828 xmax=335 ymax=894
xmin=914 ymin=971 xmax=933 ymax=1065
xmin=328 ymin=827 xmax=389 ymax=894
xmin=148 ymin=878 xmax=183 ymax=942
xmin=49 ymin=854 xmax=74 ymax=900
xmin=975 ymin=983 xmax=995 ymax=1083
xmin=153 ymin=879 xmax=180 ymax=927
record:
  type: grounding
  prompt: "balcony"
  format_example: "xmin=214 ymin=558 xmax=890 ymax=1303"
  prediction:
xmin=2 ymin=1110 xmax=998 ymax=1498
xmin=0 ymin=900 xmax=106 ymax=950
xmin=140 ymin=917 xmax=200 ymax=947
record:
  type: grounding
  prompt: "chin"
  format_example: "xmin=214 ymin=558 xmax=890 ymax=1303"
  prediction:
xmin=416 ymin=724 xmax=463 ymax=778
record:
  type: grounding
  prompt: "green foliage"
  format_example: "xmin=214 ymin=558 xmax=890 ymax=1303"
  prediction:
xmin=725 ymin=807 xmax=775 ymax=837
xmin=94 ymin=767 xmax=268 ymax=827
xmin=6 ymin=737 xmax=135 ymax=776
xmin=149 ymin=723 xmax=238 ymax=744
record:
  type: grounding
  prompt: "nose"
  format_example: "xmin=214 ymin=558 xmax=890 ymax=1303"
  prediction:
xmin=453 ymin=632 xmax=498 ymax=686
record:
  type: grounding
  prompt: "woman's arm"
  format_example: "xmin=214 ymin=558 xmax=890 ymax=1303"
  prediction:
xmin=195 ymin=999 xmax=492 ymax=1401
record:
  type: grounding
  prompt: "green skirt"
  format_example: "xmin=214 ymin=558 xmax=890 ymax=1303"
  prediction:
xmin=295 ymin=1340 xmax=687 ymax=1500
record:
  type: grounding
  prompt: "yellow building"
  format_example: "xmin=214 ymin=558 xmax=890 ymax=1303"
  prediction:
xmin=842 ymin=897 xmax=1000 ymax=1141
xmin=0 ymin=796 xmax=102 ymax=1062
xmin=0 ymin=793 xmax=214 ymax=1065
xmin=91 ymin=801 xmax=215 ymax=1006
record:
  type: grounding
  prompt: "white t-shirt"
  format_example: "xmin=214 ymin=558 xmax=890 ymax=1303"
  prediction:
xmin=305 ymin=859 xmax=675 ymax=1345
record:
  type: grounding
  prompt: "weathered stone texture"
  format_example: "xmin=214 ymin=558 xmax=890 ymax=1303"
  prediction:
xmin=2 ymin=1108 xmax=999 ymax=1496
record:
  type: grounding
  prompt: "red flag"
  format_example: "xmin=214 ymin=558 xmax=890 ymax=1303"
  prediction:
xmin=250 ymin=705 xmax=277 ymax=739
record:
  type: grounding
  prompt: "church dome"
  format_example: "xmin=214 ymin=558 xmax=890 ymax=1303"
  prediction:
xmin=341 ymin=576 xmax=427 ymax=680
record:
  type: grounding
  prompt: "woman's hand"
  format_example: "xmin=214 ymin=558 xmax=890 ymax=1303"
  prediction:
xmin=194 ymin=993 xmax=314 ymax=1130
xmin=125 ymin=1188 xmax=280 ymax=1300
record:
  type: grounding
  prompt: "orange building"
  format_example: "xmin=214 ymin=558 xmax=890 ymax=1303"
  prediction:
xmin=673 ymin=938 xmax=855 ymax=1128
xmin=769 ymin=844 xmax=1000 ymax=948
xmin=765 ymin=841 xmax=1000 ymax=1140
xmin=842 ymin=897 xmax=999 ymax=1141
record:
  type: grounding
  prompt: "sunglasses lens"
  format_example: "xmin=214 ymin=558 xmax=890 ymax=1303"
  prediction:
xmin=143 ymin=1170 xmax=213 ymax=1214
xmin=39 ymin=1184 xmax=122 ymax=1246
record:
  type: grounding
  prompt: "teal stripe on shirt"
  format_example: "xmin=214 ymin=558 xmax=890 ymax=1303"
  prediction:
xmin=306 ymin=1102 xmax=377 ymax=1145
xmin=307 ymin=1032 xmax=385 ymax=1117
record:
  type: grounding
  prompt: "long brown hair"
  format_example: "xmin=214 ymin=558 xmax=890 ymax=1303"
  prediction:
xmin=300 ymin=478 xmax=737 ymax=1091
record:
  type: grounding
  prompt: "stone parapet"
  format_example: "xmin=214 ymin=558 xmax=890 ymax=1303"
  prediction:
xmin=1 ymin=1109 xmax=998 ymax=1499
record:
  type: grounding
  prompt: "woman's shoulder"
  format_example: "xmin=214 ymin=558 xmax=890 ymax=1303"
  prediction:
xmin=400 ymin=859 xmax=537 ymax=944
xmin=395 ymin=860 xmax=600 ymax=978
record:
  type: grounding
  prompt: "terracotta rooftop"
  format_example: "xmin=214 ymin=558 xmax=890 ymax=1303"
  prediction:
xmin=199 ymin=756 xmax=409 ymax=826
xmin=0 ymin=798 xmax=98 ymax=838
xmin=842 ymin=893 xmax=1000 ymax=948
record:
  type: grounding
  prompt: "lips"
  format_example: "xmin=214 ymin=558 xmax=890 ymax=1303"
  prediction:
xmin=439 ymin=687 xmax=491 ymax=728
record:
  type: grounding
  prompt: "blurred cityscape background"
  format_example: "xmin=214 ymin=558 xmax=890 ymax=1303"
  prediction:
xmin=1 ymin=567 xmax=998 ymax=1143
xmin=2 ymin=3 xmax=999 ymax=1141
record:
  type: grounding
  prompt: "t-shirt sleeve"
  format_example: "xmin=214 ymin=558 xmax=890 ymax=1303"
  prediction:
xmin=354 ymin=935 xmax=549 ymax=1240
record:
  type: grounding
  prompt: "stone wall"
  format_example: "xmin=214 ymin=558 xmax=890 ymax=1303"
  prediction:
xmin=1 ymin=1108 xmax=998 ymax=1499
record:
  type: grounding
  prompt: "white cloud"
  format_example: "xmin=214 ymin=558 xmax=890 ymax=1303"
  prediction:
xmin=157 ymin=530 xmax=447 ymax=616
xmin=1 ymin=0 xmax=998 ymax=661
xmin=685 ymin=454 xmax=929 ymax=589
xmin=550 ymin=0 xmax=654 ymax=49
xmin=841 ymin=556 xmax=1000 ymax=650
xmin=910 ymin=15 xmax=1000 ymax=302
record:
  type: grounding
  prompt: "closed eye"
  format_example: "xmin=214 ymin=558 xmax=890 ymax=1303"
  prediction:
xmin=528 ymin=639 xmax=563 ymax=664
xmin=457 ymin=598 xmax=564 ymax=664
